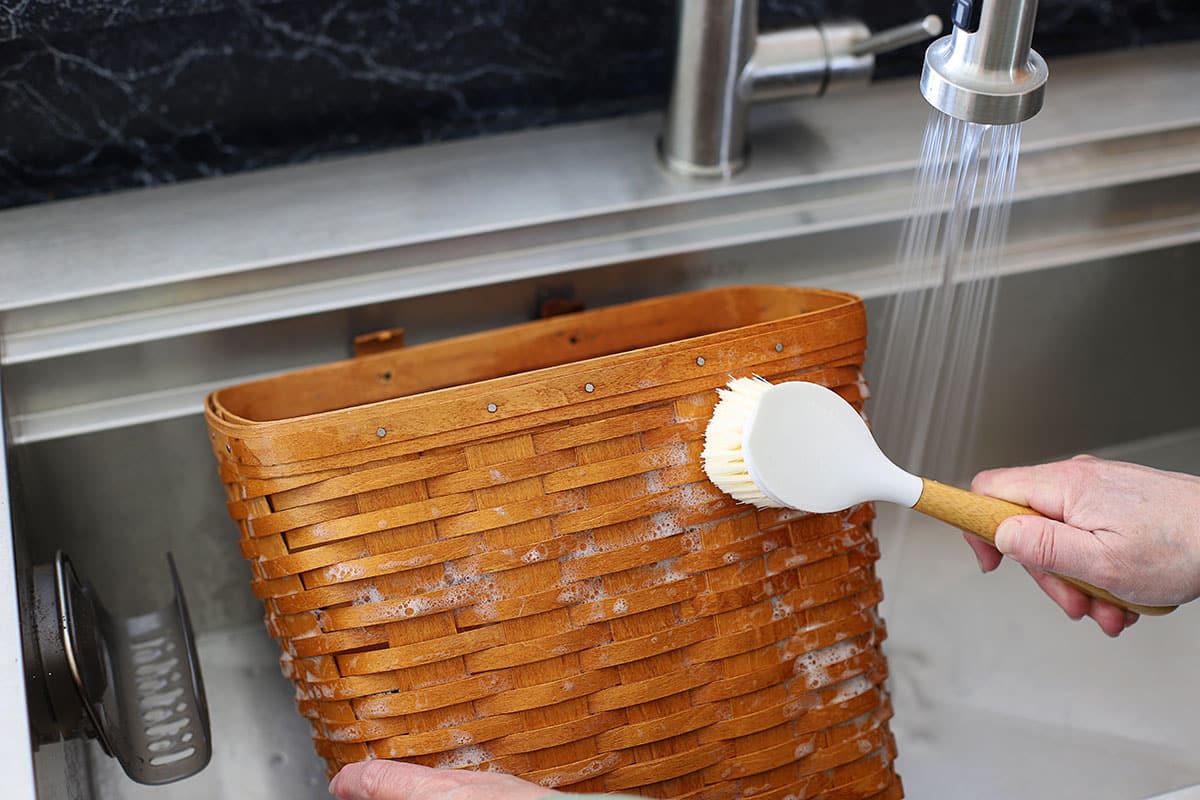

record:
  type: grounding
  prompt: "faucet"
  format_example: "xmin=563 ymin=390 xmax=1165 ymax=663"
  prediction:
xmin=660 ymin=1 xmax=943 ymax=178
xmin=921 ymin=0 xmax=1048 ymax=124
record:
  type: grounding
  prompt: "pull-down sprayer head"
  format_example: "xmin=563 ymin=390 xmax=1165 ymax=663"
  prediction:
xmin=920 ymin=0 xmax=1048 ymax=124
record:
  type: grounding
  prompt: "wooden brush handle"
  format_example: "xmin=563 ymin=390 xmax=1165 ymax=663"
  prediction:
xmin=914 ymin=478 xmax=1176 ymax=617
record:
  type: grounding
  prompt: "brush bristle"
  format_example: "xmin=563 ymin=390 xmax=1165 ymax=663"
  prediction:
xmin=701 ymin=376 xmax=787 ymax=509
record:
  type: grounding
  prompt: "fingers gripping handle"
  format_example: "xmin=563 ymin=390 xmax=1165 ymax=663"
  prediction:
xmin=913 ymin=478 xmax=1177 ymax=617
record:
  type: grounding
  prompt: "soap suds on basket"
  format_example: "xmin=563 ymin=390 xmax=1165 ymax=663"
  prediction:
xmin=653 ymin=558 xmax=688 ymax=584
xmin=769 ymin=595 xmax=793 ymax=621
xmin=674 ymin=481 xmax=712 ymax=509
xmin=353 ymin=586 xmax=385 ymax=606
xmin=793 ymin=639 xmax=867 ymax=689
xmin=361 ymin=594 xmax=433 ymax=621
xmin=570 ymin=536 xmax=598 ymax=558
xmin=443 ymin=562 xmax=465 ymax=585
xmin=646 ymin=511 xmax=678 ymax=540
xmin=435 ymin=745 xmax=492 ymax=769
xmin=557 ymin=579 xmax=606 ymax=604
xmin=522 ymin=544 xmax=548 ymax=563
xmin=828 ymin=674 xmax=874 ymax=704
xmin=325 ymin=562 xmax=365 ymax=583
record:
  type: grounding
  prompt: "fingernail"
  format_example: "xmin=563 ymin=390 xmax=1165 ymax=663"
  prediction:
xmin=994 ymin=519 xmax=1019 ymax=554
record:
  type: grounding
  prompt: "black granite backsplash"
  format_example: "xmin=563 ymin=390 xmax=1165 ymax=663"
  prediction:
xmin=1 ymin=0 xmax=1197 ymax=210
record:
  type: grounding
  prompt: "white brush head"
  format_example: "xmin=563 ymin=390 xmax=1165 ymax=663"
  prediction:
xmin=701 ymin=377 xmax=779 ymax=508
xmin=702 ymin=377 xmax=923 ymax=513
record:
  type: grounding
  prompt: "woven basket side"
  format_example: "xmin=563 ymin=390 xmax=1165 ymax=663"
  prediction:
xmin=208 ymin=287 xmax=901 ymax=799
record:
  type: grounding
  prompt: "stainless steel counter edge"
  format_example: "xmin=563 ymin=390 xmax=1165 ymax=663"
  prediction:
xmin=4 ymin=120 xmax=1198 ymax=368
xmin=1 ymin=41 xmax=1197 ymax=316
xmin=0 ymin=369 xmax=39 ymax=797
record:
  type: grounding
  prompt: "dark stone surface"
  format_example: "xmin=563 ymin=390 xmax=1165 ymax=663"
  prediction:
xmin=1 ymin=0 xmax=1198 ymax=210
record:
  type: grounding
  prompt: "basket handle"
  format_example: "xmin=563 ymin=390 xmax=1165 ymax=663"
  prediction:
xmin=353 ymin=327 xmax=406 ymax=357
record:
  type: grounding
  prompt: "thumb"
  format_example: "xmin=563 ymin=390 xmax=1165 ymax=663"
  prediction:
xmin=330 ymin=761 xmax=417 ymax=800
xmin=994 ymin=515 xmax=1101 ymax=581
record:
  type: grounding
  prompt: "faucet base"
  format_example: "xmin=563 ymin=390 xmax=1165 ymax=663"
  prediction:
xmin=657 ymin=136 xmax=746 ymax=179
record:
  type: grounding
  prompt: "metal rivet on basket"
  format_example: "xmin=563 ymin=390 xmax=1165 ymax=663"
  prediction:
xmin=696 ymin=356 xmax=706 ymax=366
xmin=584 ymin=383 xmax=595 ymax=393
xmin=775 ymin=342 xmax=784 ymax=352
xmin=376 ymin=427 xmax=387 ymax=438
xmin=487 ymin=403 xmax=498 ymax=413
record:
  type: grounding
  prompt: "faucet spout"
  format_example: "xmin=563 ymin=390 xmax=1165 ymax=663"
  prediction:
xmin=661 ymin=1 xmax=942 ymax=178
xmin=920 ymin=0 xmax=1048 ymax=125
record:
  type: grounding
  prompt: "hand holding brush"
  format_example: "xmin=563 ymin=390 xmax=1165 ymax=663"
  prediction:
xmin=701 ymin=377 xmax=1187 ymax=627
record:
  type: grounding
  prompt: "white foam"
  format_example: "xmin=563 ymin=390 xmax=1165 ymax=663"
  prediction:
xmin=364 ymin=594 xmax=431 ymax=618
xmin=435 ymin=744 xmax=491 ymax=769
xmin=352 ymin=586 xmax=385 ymax=606
xmin=522 ymin=545 xmax=547 ymax=563
xmin=557 ymin=579 xmax=606 ymax=603
xmin=674 ymin=481 xmax=716 ymax=510
xmin=645 ymin=511 xmax=678 ymax=540
xmin=654 ymin=558 xmax=688 ymax=584
xmin=828 ymin=674 xmax=874 ymax=705
xmin=442 ymin=562 xmax=465 ymax=584
xmin=770 ymin=596 xmax=793 ymax=621
xmin=324 ymin=562 xmax=365 ymax=583
xmin=793 ymin=638 xmax=867 ymax=689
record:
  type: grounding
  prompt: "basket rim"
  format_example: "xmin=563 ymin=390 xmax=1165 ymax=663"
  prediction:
xmin=206 ymin=285 xmax=865 ymax=466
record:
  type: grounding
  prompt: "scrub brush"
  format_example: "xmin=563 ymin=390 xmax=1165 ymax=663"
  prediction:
xmin=700 ymin=376 xmax=1174 ymax=617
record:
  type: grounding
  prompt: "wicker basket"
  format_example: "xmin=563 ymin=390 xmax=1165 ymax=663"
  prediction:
xmin=206 ymin=286 xmax=900 ymax=800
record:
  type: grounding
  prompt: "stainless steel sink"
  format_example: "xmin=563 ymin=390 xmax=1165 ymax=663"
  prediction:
xmin=2 ymin=41 xmax=1199 ymax=800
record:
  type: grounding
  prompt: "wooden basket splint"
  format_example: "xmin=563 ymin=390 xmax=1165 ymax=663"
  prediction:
xmin=205 ymin=286 xmax=901 ymax=800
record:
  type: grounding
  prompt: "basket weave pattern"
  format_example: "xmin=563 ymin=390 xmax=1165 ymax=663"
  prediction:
xmin=207 ymin=287 xmax=900 ymax=799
